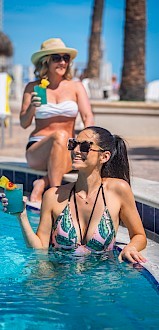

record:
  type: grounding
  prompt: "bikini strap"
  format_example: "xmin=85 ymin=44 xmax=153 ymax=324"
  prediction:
xmin=101 ymin=183 xmax=107 ymax=207
xmin=68 ymin=185 xmax=75 ymax=202
xmin=73 ymin=185 xmax=83 ymax=242
xmin=74 ymin=183 xmax=103 ymax=245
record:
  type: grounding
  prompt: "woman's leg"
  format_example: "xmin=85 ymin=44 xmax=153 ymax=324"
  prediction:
xmin=30 ymin=175 xmax=49 ymax=203
xmin=26 ymin=131 xmax=72 ymax=202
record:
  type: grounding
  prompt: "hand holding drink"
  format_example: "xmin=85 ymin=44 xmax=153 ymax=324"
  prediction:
xmin=33 ymin=78 xmax=50 ymax=104
xmin=0 ymin=176 xmax=23 ymax=214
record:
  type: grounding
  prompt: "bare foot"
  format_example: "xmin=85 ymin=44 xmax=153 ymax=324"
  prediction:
xmin=30 ymin=179 xmax=46 ymax=202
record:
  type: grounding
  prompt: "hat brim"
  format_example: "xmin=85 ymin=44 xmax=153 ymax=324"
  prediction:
xmin=31 ymin=47 xmax=78 ymax=65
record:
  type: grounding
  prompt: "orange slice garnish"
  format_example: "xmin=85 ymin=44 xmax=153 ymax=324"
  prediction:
xmin=6 ymin=181 xmax=17 ymax=190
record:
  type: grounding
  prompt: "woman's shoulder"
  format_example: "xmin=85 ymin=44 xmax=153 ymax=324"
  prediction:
xmin=43 ymin=183 xmax=74 ymax=201
xmin=103 ymin=177 xmax=131 ymax=195
xmin=64 ymin=79 xmax=84 ymax=89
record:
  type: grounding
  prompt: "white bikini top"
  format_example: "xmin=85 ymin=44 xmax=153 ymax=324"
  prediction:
xmin=35 ymin=100 xmax=78 ymax=119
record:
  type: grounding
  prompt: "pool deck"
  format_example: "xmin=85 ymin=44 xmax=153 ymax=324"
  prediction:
xmin=1 ymin=99 xmax=159 ymax=182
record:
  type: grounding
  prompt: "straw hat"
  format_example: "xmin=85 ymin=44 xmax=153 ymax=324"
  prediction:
xmin=31 ymin=38 xmax=78 ymax=65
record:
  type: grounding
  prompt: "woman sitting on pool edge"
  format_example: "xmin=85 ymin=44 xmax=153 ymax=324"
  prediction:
xmin=20 ymin=37 xmax=94 ymax=203
xmin=2 ymin=126 xmax=147 ymax=263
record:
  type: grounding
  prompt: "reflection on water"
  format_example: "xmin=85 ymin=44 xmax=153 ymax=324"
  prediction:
xmin=0 ymin=210 xmax=159 ymax=329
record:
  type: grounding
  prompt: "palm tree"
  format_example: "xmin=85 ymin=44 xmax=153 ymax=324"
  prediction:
xmin=119 ymin=0 xmax=146 ymax=101
xmin=87 ymin=0 xmax=104 ymax=78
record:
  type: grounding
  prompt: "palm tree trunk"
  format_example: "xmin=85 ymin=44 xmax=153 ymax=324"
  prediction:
xmin=87 ymin=0 xmax=104 ymax=78
xmin=120 ymin=0 xmax=146 ymax=101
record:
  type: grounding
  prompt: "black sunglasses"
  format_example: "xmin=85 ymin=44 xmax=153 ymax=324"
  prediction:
xmin=67 ymin=138 xmax=104 ymax=153
xmin=51 ymin=54 xmax=70 ymax=63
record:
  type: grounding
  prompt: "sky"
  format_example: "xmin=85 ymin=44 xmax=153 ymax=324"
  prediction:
xmin=2 ymin=0 xmax=159 ymax=82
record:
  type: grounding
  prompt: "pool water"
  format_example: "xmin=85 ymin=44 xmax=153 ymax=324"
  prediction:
xmin=0 ymin=208 xmax=159 ymax=329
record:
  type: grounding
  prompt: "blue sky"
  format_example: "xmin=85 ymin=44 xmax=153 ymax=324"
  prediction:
xmin=3 ymin=0 xmax=159 ymax=82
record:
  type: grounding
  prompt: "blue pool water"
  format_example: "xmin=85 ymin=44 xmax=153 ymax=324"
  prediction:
xmin=0 ymin=207 xmax=159 ymax=329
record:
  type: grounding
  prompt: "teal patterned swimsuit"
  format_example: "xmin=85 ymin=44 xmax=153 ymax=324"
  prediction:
xmin=51 ymin=184 xmax=116 ymax=253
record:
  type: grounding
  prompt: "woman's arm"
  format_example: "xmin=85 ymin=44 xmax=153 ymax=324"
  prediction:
xmin=75 ymin=81 xmax=94 ymax=127
xmin=20 ymin=82 xmax=41 ymax=129
xmin=117 ymin=181 xmax=147 ymax=263
xmin=17 ymin=209 xmax=48 ymax=249
xmin=2 ymin=189 xmax=53 ymax=249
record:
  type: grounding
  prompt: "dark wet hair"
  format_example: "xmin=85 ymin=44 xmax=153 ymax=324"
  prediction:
xmin=82 ymin=126 xmax=130 ymax=184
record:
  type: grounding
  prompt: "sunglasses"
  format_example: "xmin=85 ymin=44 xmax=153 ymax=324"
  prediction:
xmin=51 ymin=54 xmax=70 ymax=63
xmin=67 ymin=138 xmax=105 ymax=153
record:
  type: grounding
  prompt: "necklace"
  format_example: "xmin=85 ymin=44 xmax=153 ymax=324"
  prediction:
xmin=76 ymin=192 xmax=89 ymax=204
xmin=76 ymin=183 xmax=102 ymax=205
xmin=74 ymin=184 xmax=102 ymax=244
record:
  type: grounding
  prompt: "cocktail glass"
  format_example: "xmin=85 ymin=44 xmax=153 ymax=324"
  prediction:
xmin=4 ymin=183 xmax=24 ymax=214
xmin=34 ymin=85 xmax=47 ymax=104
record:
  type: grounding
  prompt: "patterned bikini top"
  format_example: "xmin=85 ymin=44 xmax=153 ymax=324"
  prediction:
xmin=50 ymin=184 xmax=116 ymax=253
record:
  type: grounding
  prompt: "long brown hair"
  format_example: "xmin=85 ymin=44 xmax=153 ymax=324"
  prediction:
xmin=82 ymin=126 xmax=130 ymax=184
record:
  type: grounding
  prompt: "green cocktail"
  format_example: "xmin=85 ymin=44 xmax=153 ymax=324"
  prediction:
xmin=5 ymin=184 xmax=23 ymax=214
xmin=34 ymin=85 xmax=47 ymax=104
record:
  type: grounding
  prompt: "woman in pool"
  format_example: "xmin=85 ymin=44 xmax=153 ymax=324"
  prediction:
xmin=2 ymin=126 xmax=147 ymax=263
xmin=20 ymin=38 xmax=94 ymax=203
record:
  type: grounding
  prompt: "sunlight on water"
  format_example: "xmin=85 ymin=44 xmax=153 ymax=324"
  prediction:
xmin=0 ymin=208 xmax=159 ymax=329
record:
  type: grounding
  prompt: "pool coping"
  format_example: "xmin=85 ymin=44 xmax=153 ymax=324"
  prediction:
xmin=0 ymin=156 xmax=78 ymax=183
xmin=0 ymin=156 xmax=159 ymax=208
xmin=117 ymin=226 xmax=159 ymax=283
xmin=131 ymin=176 xmax=159 ymax=209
